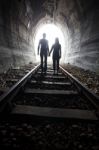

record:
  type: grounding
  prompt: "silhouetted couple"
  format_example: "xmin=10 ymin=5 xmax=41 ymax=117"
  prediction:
xmin=38 ymin=33 xmax=61 ymax=75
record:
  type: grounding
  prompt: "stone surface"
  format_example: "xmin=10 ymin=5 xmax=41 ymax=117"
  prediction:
xmin=62 ymin=64 xmax=99 ymax=96
xmin=0 ymin=0 xmax=99 ymax=73
xmin=0 ymin=0 xmax=36 ymax=73
xmin=0 ymin=120 xmax=98 ymax=149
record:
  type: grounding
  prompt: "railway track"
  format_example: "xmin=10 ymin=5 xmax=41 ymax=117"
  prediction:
xmin=0 ymin=64 xmax=99 ymax=149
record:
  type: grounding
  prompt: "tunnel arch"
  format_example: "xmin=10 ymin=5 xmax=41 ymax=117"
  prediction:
xmin=32 ymin=16 xmax=70 ymax=63
xmin=0 ymin=0 xmax=99 ymax=73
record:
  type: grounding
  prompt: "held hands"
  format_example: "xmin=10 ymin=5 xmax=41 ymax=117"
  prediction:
xmin=37 ymin=49 xmax=39 ymax=55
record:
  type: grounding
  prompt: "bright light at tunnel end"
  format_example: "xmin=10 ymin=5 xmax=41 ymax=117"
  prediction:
xmin=34 ymin=24 xmax=65 ymax=62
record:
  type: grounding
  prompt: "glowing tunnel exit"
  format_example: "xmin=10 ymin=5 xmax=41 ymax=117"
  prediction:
xmin=34 ymin=24 xmax=65 ymax=62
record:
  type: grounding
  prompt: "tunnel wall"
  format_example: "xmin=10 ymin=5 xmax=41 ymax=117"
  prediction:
xmin=0 ymin=0 xmax=35 ymax=73
xmin=0 ymin=0 xmax=99 ymax=73
xmin=57 ymin=0 xmax=99 ymax=73
xmin=79 ymin=5 xmax=99 ymax=72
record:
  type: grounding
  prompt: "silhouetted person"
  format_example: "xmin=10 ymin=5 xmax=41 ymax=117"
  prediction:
xmin=38 ymin=33 xmax=49 ymax=74
xmin=49 ymin=38 xmax=61 ymax=74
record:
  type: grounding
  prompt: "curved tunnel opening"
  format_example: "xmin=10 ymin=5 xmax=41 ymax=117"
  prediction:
xmin=34 ymin=22 xmax=66 ymax=63
xmin=0 ymin=0 xmax=99 ymax=73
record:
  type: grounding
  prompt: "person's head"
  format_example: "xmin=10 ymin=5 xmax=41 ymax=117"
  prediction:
xmin=55 ymin=38 xmax=59 ymax=44
xmin=43 ymin=33 xmax=46 ymax=39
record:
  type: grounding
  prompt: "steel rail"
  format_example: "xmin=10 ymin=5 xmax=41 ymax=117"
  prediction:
xmin=0 ymin=64 xmax=40 ymax=113
xmin=60 ymin=66 xmax=99 ymax=112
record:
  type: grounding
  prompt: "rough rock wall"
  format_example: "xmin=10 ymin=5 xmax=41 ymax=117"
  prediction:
xmin=0 ymin=0 xmax=99 ymax=73
xmin=0 ymin=0 xmax=35 ymax=73
xmin=57 ymin=0 xmax=99 ymax=73
xmin=79 ymin=0 xmax=99 ymax=72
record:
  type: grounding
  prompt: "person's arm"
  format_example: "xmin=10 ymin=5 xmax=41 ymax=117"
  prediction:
xmin=49 ymin=45 xmax=54 ymax=56
xmin=38 ymin=40 xmax=41 ymax=55
xmin=47 ymin=40 xmax=49 ymax=56
xmin=59 ymin=45 xmax=61 ymax=58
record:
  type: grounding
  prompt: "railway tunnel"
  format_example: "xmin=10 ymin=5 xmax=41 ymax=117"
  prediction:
xmin=0 ymin=0 xmax=99 ymax=73
xmin=0 ymin=0 xmax=99 ymax=149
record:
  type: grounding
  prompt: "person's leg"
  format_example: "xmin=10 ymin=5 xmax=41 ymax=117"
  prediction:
xmin=40 ymin=54 xmax=43 ymax=73
xmin=57 ymin=59 xmax=59 ymax=73
xmin=53 ymin=59 xmax=55 ymax=74
xmin=44 ymin=54 xmax=47 ymax=73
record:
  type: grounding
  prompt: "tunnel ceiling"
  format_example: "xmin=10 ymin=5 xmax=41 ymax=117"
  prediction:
xmin=28 ymin=0 xmax=99 ymax=31
xmin=0 ymin=0 xmax=99 ymax=73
